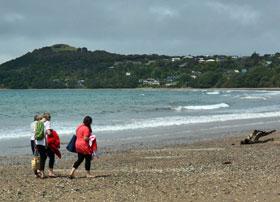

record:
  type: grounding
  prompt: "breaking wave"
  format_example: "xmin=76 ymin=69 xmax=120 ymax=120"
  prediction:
xmin=92 ymin=111 xmax=280 ymax=132
xmin=206 ymin=91 xmax=220 ymax=95
xmin=241 ymin=96 xmax=267 ymax=100
xmin=173 ymin=103 xmax=229 ymax=111
xmin=2 ymin=110 xmax=280 ymax=140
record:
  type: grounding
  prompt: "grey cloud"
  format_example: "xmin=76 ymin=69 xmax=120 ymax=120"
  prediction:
xmin=0 ymin=0 xmax=279 ymax=64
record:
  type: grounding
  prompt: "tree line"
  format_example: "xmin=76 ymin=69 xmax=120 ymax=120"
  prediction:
xmin=1 ymin=44 xmax=280 ymax=89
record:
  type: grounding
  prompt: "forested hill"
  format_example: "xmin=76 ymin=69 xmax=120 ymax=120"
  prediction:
xmin=0 ymin=44 xmax=280 ymax=89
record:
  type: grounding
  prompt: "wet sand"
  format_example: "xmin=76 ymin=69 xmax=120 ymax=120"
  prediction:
xmin=0 ymin=132 xmax=280 ymax=201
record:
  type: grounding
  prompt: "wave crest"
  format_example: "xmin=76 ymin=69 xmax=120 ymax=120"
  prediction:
xmin=241 ymin=96 xmax=267 ymax=100
xmin=173 ymin=103 xmax=229 ymax=111
xmin=206 ymin=91 xmax=220 ymax=95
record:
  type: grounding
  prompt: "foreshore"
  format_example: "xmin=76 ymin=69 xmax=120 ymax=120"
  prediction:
xmin=0 ymin=132 xmax=280 ymax=201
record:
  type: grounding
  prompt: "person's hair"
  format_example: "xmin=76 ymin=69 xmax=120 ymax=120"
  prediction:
xmin=34 ymin=114 xmax=39 ymax=121
xmin=43 ymin=112 xmax=51 ymax=121
xmin=37 ymin=115 xmax=43 ymax=121
xmin=83 ymin=116 xmax=92 ymax=132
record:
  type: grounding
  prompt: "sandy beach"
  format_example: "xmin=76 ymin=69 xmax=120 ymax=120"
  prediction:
xmin=0 ymin=131 xmax=280 ymax=202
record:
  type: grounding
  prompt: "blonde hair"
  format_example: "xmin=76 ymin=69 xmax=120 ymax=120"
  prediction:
xmin=42 ymin=112 xmax=51 ymax=121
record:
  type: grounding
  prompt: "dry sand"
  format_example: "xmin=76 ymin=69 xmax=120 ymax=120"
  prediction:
xmin=0 ymin=132 xmax=280 ymax=202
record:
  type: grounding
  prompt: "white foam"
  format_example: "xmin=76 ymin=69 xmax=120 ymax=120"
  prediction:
xmin=206 ymin=91 xmax=220 ymax=95
xmin=241 ymin=96 xmax=267 ymax=100
xmin=0 ymin=133 xmax=30 ymax=140
xmin=173 ymin=103 xmax=229 ymax=111
xmin=262 ymin=91 xmax=280 ymax=96
xmin=92 ymin=111 xmax=280 ymax=132
xmin=0 ymin=127 xmax=76 ymax=140
xmin=2 ymin=110 xmax=280 ymax=140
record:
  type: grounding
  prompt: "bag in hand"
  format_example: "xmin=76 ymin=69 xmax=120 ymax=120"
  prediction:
xmin=31 ymin=154 xmax=40 ymax=171
xmin=66 ymin=135 xmax=77 ymax=153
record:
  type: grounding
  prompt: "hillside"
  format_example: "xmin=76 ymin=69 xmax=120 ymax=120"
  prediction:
xmin=0 ymin=44 xmax=280 ymax=88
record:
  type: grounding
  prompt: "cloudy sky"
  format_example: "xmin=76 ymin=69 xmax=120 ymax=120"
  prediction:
xmin=0 ymin=0 xmax=279 ymax=64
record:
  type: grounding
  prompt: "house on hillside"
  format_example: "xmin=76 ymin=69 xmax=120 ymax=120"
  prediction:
xmin=165 ymin=76 xmax=178 ymax=87
xmin=77 ymin=80 xmax=85 ymax=87
xmin=171 ymin=57 xmax=181 ymax=62
xmin=142 ymin=78 xmax=160 ymax=86
xmin=265 ymin=61 xmax=272 ymax=65
xmin=206 ymin=59 xmax=215 ymax=63
xmin=198 ymin=58 xmax=205 ymax=63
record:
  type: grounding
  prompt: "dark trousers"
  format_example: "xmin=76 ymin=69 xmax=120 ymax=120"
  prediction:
xmin=73 ymin=153 xmax=92 ymax=171
xmin=31 ymin=140 xmax=35 ymax=155
xmin=36 ymin=145 xmax=47 ymax=171
xmin=46 ymin=148 xmax=55 ymax=169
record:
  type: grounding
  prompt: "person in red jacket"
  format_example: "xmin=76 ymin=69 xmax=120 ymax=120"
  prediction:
xmin=47 ymin=129 xmax=61 ymax=159
xmin=69 ymin=116 xmax=97 ymax=178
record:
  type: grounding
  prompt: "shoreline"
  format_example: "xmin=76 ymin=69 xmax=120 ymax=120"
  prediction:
xmin=1 ymin=87 xmax=280 ymax=91
xmin=1 ymin=116 xmax=280 ymax=156
xmin=0 ymin=132 xmax=279 ymax=201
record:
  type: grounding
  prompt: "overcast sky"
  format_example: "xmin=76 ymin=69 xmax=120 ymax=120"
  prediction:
xmin=0 ymin=0 xmax=279 ymax=64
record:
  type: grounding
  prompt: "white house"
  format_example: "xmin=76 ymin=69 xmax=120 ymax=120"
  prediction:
xmin=266 ymin=61 xmax=272 ymax=65
xmin=206 ymin=59 xmax=215 ymax=63
xmin=171 ymin=57 xmax=181 ymax=62
xmin=198 ymin=58 xmax=205 ymax=63
xmin=143 ymin=78 xmax=160 ymax=85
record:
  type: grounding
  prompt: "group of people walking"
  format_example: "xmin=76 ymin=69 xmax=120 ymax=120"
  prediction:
xmin=30 ymin=113 xmax=97 ymax=179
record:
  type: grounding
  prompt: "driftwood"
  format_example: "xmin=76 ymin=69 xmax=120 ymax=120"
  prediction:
xmin=240 ymin=130 xmax=276 ymax=144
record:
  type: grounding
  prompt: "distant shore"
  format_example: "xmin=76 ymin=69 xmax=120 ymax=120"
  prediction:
xmin=0 ymin=132 xmax=279 ymax=201
xmin=1 ymin=87 xmax=280 ymax=90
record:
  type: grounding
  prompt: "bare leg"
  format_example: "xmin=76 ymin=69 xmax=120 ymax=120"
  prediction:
xmin=86 ymin=170 xmax=95 ymax=178
xmin=69 ymin=167 xmax=76 ymax=178
xmin=48 ymin=168 xmax=56 ymax=177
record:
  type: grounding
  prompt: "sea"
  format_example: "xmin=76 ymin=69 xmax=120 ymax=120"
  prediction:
xmin=1 ymin=89 xmax=280 ymax=154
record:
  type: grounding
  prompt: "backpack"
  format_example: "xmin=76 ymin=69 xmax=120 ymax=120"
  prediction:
xmin=35 ymin=121 xmax=45 ymax=140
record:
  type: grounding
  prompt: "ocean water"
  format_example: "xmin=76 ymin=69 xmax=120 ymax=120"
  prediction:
xmin=1 ymin=89 xmax=280 ymax=143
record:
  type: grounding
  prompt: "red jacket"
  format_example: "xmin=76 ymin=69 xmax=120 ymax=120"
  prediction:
xmin=75 ymin=124 xmax=97 ymax=155
xmin=47 ymin=130 xmax=61 ymax=158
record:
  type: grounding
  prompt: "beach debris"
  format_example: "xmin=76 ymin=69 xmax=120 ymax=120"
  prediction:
xmin=223 ymin=161 xmax=232 ymax=165
xmin=240 ymin=130 xmax=276 ymax=145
